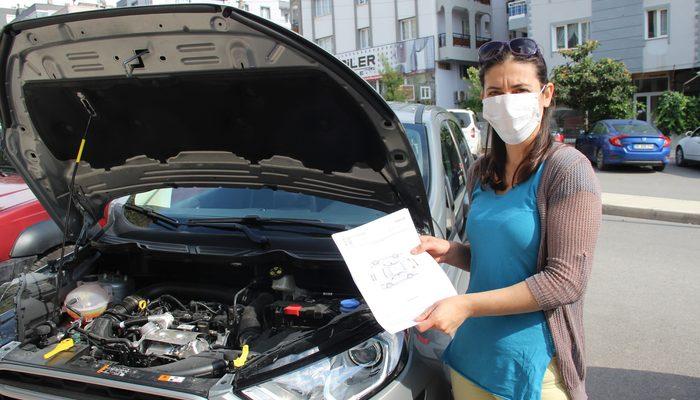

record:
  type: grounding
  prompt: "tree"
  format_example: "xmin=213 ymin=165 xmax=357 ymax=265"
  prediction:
xmin=551 ymin=41 xmax=637 ymax=130
xmin=378 ymin=57 xmax=407 ymax=102
xmin=459 ymin=66 xmax=483 ymax=112
xmin=654 ymin=91 xmax=700 ymax=135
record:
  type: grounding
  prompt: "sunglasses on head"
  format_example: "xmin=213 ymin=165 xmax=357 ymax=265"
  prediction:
xmin=478 ymin=38 xmax=541 ymax=64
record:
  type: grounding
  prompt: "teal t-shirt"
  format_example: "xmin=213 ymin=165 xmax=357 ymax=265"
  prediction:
xmin=443 ymin=162 xmax=555 ymax=400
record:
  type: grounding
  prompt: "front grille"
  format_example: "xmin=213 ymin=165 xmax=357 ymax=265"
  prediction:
xmin=0 ymin=370 xmax=185 ymax=400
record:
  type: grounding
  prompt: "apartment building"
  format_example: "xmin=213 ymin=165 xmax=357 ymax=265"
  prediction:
xmin=116 ymin=0 xmax=291 ymax=29
xmin=291 ymin=0 xmax=495 ymax=107
xmin=505 ymin=0 xmax=700 ymax=123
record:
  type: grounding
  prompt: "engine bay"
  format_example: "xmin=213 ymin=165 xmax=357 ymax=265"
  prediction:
xmin=5 ymin=250 xmax=374 ymax=387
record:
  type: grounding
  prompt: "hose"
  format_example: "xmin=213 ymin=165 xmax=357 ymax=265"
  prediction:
xmin=142 ymin=355 xmax=228 ymax=377
xmin=159 ymin=294 xmax=187 ymax=311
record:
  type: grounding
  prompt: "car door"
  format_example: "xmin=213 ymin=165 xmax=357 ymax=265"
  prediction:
xmin=446 ymin=118 xmax=473 ymax=236
xmin=579 ymin=123 xmax=598 ymax=158
xmin=688 ymin=127 xmax=700 ymax=160
xmin=439 ymin=118 xmax=468 ymax=243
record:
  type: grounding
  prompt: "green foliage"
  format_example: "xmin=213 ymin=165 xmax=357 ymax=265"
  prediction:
xmin=459 ymin=66 xmax=483 ymax=112
xmin=654 ymin=91 xmax=700 ymax=135
xmin=551 ymin=41 xmax=637 ymax=129
xmin=379 ymin=57 xmax=407 ymax=102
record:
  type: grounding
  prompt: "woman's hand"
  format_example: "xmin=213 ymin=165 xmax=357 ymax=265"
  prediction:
xmin=411 ymin=235 xmax=469 ymax=270
xmin=414 ymin=295 xmax=473 ymax=336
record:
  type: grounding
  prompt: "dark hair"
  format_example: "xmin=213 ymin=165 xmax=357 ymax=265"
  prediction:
xmin=478 ymin=49 xmax=553 ymax=191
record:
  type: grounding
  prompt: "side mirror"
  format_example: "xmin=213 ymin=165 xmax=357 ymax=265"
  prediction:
xmin=686 ymin=131 xmax=693 ymax=137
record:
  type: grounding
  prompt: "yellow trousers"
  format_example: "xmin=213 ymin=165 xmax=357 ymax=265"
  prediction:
xmin=450 ymin=357 xmax=569 ymax=400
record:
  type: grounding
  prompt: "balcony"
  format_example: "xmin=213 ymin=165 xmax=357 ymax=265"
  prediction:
xmin=439 ymin=33 xmax=472 ymax=48
xmin=507 ymin=0 xmax=527 ymax=31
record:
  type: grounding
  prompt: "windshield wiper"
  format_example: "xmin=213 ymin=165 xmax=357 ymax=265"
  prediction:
xmin=123 ymin=204 xmax=180 ymax=228
xmin=190 ymin=216 xmax=349 ymax=232
xmin=185 ymin=219 xmax=270 ymax=246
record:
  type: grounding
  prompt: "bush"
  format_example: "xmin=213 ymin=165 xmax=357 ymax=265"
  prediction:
xmin=459 ymin=66 xmax=482 ymax=112
xmin=655 ymin=91 xmax=700 ymax=135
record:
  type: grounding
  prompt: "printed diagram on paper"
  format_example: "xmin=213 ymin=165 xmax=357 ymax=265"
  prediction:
xmin=332 ymin=209 xmax=457 ymax=333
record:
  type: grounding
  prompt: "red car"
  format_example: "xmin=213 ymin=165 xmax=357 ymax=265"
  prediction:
xmin=0 ymin=168 xmax=62 ymax=274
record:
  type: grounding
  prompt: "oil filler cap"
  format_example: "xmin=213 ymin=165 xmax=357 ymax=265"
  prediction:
xmin=283 ymin=304 xmax=302 ymax=317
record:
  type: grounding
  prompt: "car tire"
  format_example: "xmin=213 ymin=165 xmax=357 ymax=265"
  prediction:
xmin=676 ymin=147 xmax=688 ymax=167
xmin=653 ymin=165 xmax=666 ymax=172
xmin=595 ymin=149 xmax=607 ymax=171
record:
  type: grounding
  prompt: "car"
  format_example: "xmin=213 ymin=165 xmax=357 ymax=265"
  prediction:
xmin=0 ymin=168 xmax=62 ymax=273
xmin=676 ymin=126 xmax=700 ymax=166
xmin=389 ymin=102 xmax=472 ymax=378
xmin=448 ymin=108 xmax=482 ymax=156
xmin=575 ymin=119 xmax=671 ymax=171
xmin=551 ymin=128 xmax=565 ymax=143
xmin=0 ymin=5 xmax=458 ymax=399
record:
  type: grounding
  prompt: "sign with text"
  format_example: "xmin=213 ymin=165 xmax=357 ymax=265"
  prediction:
xmin=336 ymin=36 xmax=435 ymax=80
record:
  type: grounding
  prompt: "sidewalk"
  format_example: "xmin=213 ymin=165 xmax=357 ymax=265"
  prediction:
xmin=602 ymin=193 xmax=700 ymax=225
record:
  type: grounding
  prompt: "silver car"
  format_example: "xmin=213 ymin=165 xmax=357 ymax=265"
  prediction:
xmin=0 ymin=5 xmax=462 ymax=400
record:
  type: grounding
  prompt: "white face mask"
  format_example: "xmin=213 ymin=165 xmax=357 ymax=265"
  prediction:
xmin=482 ymin=86 xmax=546 ymax=145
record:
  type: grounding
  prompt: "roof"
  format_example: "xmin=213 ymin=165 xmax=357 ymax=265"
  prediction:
xmin=388 ymin=102 xmax=446 ymax=125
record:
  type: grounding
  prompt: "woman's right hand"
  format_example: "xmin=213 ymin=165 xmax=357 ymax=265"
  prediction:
xmin=411 ymin=235 xmax=454 ymax=264
xmin=411 ymin=236 xmax=470 ymax=270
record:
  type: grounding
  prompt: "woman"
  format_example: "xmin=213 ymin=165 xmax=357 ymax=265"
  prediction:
xmin=411 ymin=38 xmax=601 ymax=400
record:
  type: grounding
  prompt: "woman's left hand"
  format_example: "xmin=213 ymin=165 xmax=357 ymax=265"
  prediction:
xmin=414 ymin=294 xmax=474 ymax=336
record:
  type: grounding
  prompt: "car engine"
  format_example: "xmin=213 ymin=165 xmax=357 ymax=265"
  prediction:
xmin=43 ymin=269 xmax=353 ymax=376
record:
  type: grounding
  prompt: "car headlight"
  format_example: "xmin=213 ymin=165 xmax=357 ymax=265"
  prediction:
xmin=241 ymin=331 xmax=405 ymax=400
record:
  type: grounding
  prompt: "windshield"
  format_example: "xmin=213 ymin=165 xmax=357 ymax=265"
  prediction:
xmin=452 ymin=112 xmax=473 ymax=128
xmin=125 ymin=187 xmax=385 ymax=227
xmin=403 ymin=123 xmax=431 ymax=191
xmin=611 ymin=122 xmax=660 ymax=135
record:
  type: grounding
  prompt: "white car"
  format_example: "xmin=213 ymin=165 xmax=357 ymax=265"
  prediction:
xmin=448 ymin=109 xmax=482 ymax=155
xmin=676 ymin=127 xmax=700 ymax=166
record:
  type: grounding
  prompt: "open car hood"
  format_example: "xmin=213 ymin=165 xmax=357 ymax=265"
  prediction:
xmin=0 ymin=5 xmax=431 ymax=238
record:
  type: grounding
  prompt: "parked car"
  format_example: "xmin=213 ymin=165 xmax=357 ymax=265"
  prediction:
xmin=676 ymin=126 xmax=700 ymax=166
xmin=551 ymin=128 xmax=565 ymax=143
xmin=389 ymin=102 xmax=471 ymax=376
xmin=448 ymin=108 xmax=482 ymax=156
xmin=0 ymin=6 xmax=459 ymax=399
xmin=575 ymin=119 xmax=671 ymax=171
xmin=0 ymin=168 xmax=62 ymax=271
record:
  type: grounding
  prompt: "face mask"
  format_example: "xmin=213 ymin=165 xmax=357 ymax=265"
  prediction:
xmin=482 ymin=86 xmax=546 ymax=145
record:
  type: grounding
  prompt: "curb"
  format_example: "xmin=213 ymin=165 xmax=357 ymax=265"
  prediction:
xmin=602 ymin=204 xmax=700 ymax=225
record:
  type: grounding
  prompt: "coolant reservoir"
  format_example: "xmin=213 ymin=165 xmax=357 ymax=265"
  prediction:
xmin=64 ymin=283 xmax=110 ymax=320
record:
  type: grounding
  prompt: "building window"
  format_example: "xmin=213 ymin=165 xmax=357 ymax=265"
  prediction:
xmin=646 ymin=8 xmax=669 ymax=39
xmin=356 ymin=0 xmax=368 ymax=5
xmin=553 ymin=21 xmax=590 ymax=51
xmin=358 ymin=27 xmax=371 ymax=49
xmin=399 ymin=17 xmax=417 ymax=41
xmin=314 ymin=0 xmax=332 ymax=17
xmin=260 ymin=6 xmax=270 ymax=19
xmin=316 ymin=36 xmax=334 ymax=53
xmin=420 ymin=86 xmax=432 ymax=100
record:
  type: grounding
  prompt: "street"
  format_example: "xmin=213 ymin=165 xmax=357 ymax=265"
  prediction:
xmin=595 ymin=162 xmax=700 ymax=201
xmin=585 ymin=216 xmax=700 ymax=400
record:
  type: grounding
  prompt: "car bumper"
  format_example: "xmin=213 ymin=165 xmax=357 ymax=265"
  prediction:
xmin=604 ymin=146 xmax=670 ymax=165
xmin=0 ymin=345 xmax=450 ymax=400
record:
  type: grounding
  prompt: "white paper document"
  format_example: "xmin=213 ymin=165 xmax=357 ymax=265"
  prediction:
xmin=332 ymin=209 xmax=458 ymax=333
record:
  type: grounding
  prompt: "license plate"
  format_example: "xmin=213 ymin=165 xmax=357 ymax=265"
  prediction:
xmin=633 ymin=144 xmax=655 ymax=150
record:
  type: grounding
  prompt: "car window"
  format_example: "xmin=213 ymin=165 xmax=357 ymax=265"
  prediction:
xmin=447 ymin=119 xmax=472 ymax=169
xmin=125 ymin=187 xmax=385 ymax=227
xmin=611 ymin=122 xmax=660 ymax=135
xmin=452 ymin=112 xmax=473 ymax=128
xmin=440 ymin=121 xmax=465 ymax=201
xmin=403 ymin=123 xmax=431 ymax=191
xmin=693 ymin=127 xmax=700 ymax=137
xmin=591 ymin=123 xmax=605 ymax=135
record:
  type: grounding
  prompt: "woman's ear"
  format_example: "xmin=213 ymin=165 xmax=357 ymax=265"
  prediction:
xmin=542 ymin=82 xmax=554 ymax=107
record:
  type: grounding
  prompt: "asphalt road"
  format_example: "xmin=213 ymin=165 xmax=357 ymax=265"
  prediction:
xmin=594 ymin=162 xmax=700 ymax=201
xmin=585 ymin=216 xmax=700 ymax=400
